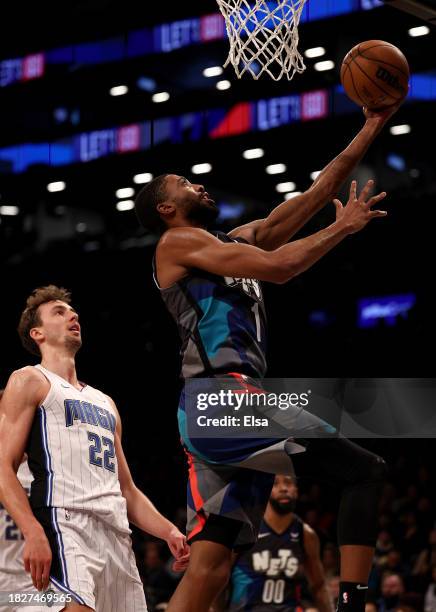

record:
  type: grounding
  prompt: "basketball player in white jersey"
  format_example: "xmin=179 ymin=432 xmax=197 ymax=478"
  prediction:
xmin=1 ymin=390 xmax=58 ymax=612
xmin=0 ymin=286 xmax=189 ymax=612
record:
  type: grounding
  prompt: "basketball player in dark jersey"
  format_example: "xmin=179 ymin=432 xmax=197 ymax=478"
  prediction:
xmin=226 ymin=474 xmax=332 ymax=612
xmin=135 ymin=104 xmax=400 ymax=612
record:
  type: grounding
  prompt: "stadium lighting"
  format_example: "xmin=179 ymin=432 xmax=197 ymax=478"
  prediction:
xmin=47 ymin=181 xmax=66 ymax=193
xmin=390 ymin=124 xmax=411 ymax=135
xmin=152 ymin=92 xmax=170 ymax=103
xmin=408 ymin=26 xmax=430 ymax=37
xmin=191 ymin=163 xmax=212 ymax=174
xmin=133 ymin=173 xmax=153 ymax=184
xmin=116 ymin=200 xmax=135 ymax=212
xmin=310 ymin=171 xmax=321 ymax=180
xmin=243 ymin=148 xmax=264 ymax=160
xmin=0 ymin=205 xmax=19 ymax=216
xmin=203 ymin=66 xmax=223 ymax=77
xmin=304 ymin=47 xmax=326 ymax=59
xmin=276 ymin=181 xmax=296 ymax=193
xmin=314 ymin=60 xmax=335 ymax=72
xmin=266 ymin=163 xmax=286 ymax=175
xmin=216 ymin=80 xmax=231 ymax=90
xmin=116 ymin=187 xmax=135 ymax=199
xmin=109 ymin=85 xmax=128 ymax=96
xmin=284 ymin=191 xmax=302 ymax=199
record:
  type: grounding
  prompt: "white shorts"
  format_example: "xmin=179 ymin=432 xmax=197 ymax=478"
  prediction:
xmin=34 ymin=507 xmax=147 ymax=612
xmin=0 ymin=572 xmax=65 ymax=612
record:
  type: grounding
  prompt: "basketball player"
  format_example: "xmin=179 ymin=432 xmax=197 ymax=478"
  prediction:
xmin=227 ymin=474 xmax=333 ymax=611
xmin=135 ymin=104 xmax=399 ymax=612
xmin=0 ymin=389 xmax=61 ymax=612
xmin=0 ymin=287 xmax=189 ymax=612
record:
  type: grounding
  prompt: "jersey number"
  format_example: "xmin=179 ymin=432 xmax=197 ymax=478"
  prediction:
xmin=4 ymin=514 xmax=23 ymax=541
xmin=251 ymin=302 xmax=261 ymax=342
xmin=262 ymin=579 xmax=285 ymax=604
xmin=88 ymin=432 xmax=115 ymax=472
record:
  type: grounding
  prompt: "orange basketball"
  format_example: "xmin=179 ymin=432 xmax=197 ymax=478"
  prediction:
xmin=340 ymin=40 xmax=409 ymax=110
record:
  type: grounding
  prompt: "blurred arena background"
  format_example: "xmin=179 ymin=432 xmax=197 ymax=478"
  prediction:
xmin=0 ymin=1 xmax=435 ymax=609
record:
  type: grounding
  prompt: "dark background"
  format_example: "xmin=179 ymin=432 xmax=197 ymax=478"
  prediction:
xmin=0 ymin=1 xmax=435 ymax=610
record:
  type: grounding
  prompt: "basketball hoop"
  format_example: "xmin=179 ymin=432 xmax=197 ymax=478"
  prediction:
xmin=216 ymin=0 xmax=308 ymax=80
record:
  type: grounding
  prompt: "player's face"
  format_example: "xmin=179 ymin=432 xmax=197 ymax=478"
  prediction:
xmin=269 ymin=475 xmax=298 ymax=515
xmin=165 ymin=174 xmax=219 ymax=226
xmin=33 ymin=300 xmax=82 ymax=355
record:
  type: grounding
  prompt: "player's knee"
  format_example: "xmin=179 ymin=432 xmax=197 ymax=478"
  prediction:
xmin=366 ymin=454 xmax=388 ymax=485
xmin=348 ymin=449 xmax=388 ymax=487
xmin=187 ymin=556 xmax=231 ymax=589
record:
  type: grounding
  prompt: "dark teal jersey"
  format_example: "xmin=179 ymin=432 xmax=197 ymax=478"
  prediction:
xmin=154 ymin=231 xmax=267 ymax=378
xmin=229 ymin=516 xmax=306 ymax=611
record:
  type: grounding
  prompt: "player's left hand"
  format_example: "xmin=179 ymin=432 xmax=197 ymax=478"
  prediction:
xmin=166 ymin=526 xmax=189 ymax=561
xmin=333 ymin=179 xmax=387 ymax=235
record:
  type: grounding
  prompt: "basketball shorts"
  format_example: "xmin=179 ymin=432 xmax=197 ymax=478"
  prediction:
xmin=0 ymin=570 xmax=63 ymax=612
xmin=33 ymin=507 xmax=147 ymax=612
xmin=179 ymin=373 xmax=311 ymax=550
xmin=185 ymin=449 xmax=276 ymax=550
xmin=178 ymin=373 xmax=310 ymax=471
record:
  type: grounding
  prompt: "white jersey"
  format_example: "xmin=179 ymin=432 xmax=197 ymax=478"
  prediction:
xmin=0 ymin=461 xmax=33 ymax=576
xmin=27 ymin=365 xmax=130 ymax=534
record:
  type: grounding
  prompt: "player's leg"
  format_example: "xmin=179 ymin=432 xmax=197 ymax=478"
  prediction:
xmin=166 ymin=536 xmax=234 ymax=612
xmin=292 ymin=437 xmax=387 ymax=610
xmin=168 ymin=453 xmax=274 ymax=612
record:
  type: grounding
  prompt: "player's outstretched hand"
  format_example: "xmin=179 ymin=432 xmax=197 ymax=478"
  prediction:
xmin=333 ymin=179 xmax=387 ymax=235
xmin=23 ymin=526 xmax=52 ymax=591
xmin=166 ymin=525 xmax=189 ymax=563
xmin=363 ymin=94 xmax=405 ymax=124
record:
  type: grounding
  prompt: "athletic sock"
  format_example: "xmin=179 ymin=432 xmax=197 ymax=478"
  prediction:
xmin=336 ymin=581 xmax=368 ymax=611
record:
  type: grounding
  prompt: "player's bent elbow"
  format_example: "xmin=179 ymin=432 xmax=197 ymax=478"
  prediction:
xmin=269 ymin=262 xmax=295 ymax=284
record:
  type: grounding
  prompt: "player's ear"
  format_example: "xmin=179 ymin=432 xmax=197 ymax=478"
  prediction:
xmin=30 ymin=327 xmax=44 ymax=343
xmin=157 ymin=202 xmax=176 ymax=217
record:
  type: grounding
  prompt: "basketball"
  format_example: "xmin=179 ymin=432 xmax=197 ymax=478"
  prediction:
xmin=341 ymin=40 xmax=409 ymax=110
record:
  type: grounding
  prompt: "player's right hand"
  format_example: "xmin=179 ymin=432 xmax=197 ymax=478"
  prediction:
xmin=363 ymin=95 xmax=405 ymax=123
xmin=333 ymin=179 xmax=388 ymax=235
xmin=23 ymin=526 xmax=52 ymax=591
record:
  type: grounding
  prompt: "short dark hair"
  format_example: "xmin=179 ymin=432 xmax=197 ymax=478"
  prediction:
xmin=18 ymin=285 xmax=72 ymax=356
xmin=135 ymin=174 xmax=169 ymax=234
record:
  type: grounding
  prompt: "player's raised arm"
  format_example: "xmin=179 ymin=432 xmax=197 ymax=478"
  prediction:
xmin=303 ymin=524 xmax=334 ymax=612
xmin=158 ymin=179 xmax=387 ymax=286
xmin=230 ymin=104 xmax=400 ymax=251
xmin=108 ymin=398 xmax=189 ymax=564
xmin=0 ymin=368 xmax=52 ymax=591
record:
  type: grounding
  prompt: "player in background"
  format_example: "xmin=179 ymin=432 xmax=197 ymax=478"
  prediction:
xmin=0 ymin=286 xmax=189 ymax=612
xmin=0 ymin=389 xmax=63 ymax=612
xmin=226 ymin=474 xmax=333 ymax=612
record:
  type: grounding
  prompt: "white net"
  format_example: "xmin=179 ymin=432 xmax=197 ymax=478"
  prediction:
xmin=216 ymin=0 xmax=308 ymax=80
